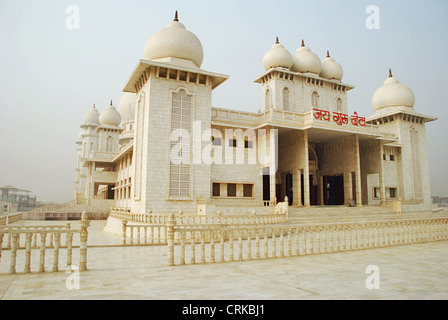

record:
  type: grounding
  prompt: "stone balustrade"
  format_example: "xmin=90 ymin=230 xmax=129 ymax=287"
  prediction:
xmin=0 ymin=212 xmax=90 ymax=274
xmin=29 ymin=199 xmax=79 ymax=213
xmin=0 ymin=212 xmax=23 ymax=225
xmin=112 ymin=208 xmax=287 ymax=226
xmin=166 ymin=216 xmax=448 ymax=266
xmin=120 ymin=220 xmax=167 ymax=245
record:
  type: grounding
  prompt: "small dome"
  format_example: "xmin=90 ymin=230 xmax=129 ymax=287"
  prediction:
xmin=119 ymin=93 xmax=136 ymax=123
xmin=143 ymin=11 xmax=203 ymax=68
xmin=262 ymin=37 xmax=294 ymax=71
xmin=292 ymin=40 xmax=322 ymax=75
xmin=320 ymin=51 xmax=343 ymax=81
xmin=83 ymin=105 xmax=100 ymax=126
xmin=99 ymin=101 xmax=122 ymax=127
xmin=372 ymin=70 xmax=415 ymax=111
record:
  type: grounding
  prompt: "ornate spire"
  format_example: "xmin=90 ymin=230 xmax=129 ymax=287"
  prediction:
xmin=301 ymin=39 xmax=305 ymax=47
xmin=110 ymin=100 xmax=113 ymax=106
xmin=326 ymin=50 xmax=330 ymax=58
xmin=93 ymin=103 xmax=96 ymax=109
xmin=174 ymin=10 xmax=179 ymax=22
xmin=389 ymin=68 xmax=393 ymax=78
xmin=275 ymin=36 xmax=279 ymax=44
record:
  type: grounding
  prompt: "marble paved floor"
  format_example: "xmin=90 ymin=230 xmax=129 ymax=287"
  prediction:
xmin=1 ymin=221 xmax=447 ymax=300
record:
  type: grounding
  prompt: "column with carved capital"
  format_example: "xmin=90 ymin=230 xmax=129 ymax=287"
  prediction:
xmin=79 ymin=211 xmax=90 ymax=271
xmin=303 ymin=131 xmax=310 ymax=207
xmin=354 ymin=135 xmax=363 ymax=207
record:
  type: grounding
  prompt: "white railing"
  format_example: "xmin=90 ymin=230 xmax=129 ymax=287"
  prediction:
xmin=166 ymin=216 xmax=448 ymax=266
xmin=117 ymin=209 xmax=288 ymax=246
xmin=111 ymin=208 xmax=288 ymax=226
xmin=0 ymin=212 xmax=23 ymax=225
xmin=0 ymin=212 xmax=90 ymax=274
xmin=30 ymin=199 xmax=79 ymax=213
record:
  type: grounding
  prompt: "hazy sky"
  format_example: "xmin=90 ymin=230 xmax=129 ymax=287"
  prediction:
xmin=0 ymin=0 xmax=447 ymax=202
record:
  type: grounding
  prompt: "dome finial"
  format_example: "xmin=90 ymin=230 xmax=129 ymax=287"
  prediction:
xmin=174 ymin=10 xmax=179 ymax=22
xmin=389 ymin=68 xmax=393 ymax=78
xmin=326 ymin=50 xmax=330 ymax=58
xmin=301 ymin=39 xmax=305 ymax=47
xmin=93 ymin=103 xmax=96 ymax=109
xmin=275 ymin=36 xmax=279 ymax=44
xmin=110 ymin=100 xmax=113 ymax=106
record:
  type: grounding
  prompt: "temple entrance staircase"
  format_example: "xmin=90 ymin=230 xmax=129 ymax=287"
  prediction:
xmin=286 ymin=205 xmax=446 ymax=225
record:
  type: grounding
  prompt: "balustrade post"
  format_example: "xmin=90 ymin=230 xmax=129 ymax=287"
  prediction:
xmin=52 ymin=233 xmax=61 ymax=272
xmin=220 ymin=230 xmax=225 ymax=263
xmin=24 ymin=233 xmax=32 ymax=273
xmin=190 ymin=231 xmax=196 ymax=264
xmin=200 ymin=231 xmax=206 ymax=264
xmin=167 ymin=213 xmax=176 ymax=266
xmin=294 ymin=228 xmax=300 ymax=256
xmin=229 ymin=230 xmax=234 ymax=262
xmin=66 ymin=232 xmax=73 ymax=270
xmin=210 ymin=230 xmax=216 ymax=263
xmin=238 ymin=230 xmax=243 ymax=261
xmin=334 ymin=226 xmax=340 ymax=252
xmin=264 ymin=228 xmax=269 ymax=258
xmin=79 ymin=211 xmax=90 ymax=272
xmin=346 ymin=225 xmax=352 ymax=251
xmin=328 ymin=226 xmax=334 ymax=252
xmin=8 ymin=233 xmax=18 ymax=274
xmin=314 ymin=227 xmax=320 ymax=254
xmin=255 ymin=229 xmax=260 ymax=260
xmin=38 ymin=232 xmax=46 ymax=273
xmin=279 ymin=228 xmax=284 ymax=257
xmin=0 ymin=233 xmax=3 ymax=264
xmin=302 ymin=228 xmax=308 ymax=255
xmin=379 ymin=223 xmax=385 ymax=247
xmin=32 ymin=233 xmax=37 ymax=248
xmin=399 ymin=222 xmax=404 ymax=245
xmin=122 ymin=220 xmax=128 ymax=245
xmin=179 ymin=232 xmax=186 ymax=265
xmin=352 ymin=224 xmax=359 ymax=250
xmin=442 ymin=219 xmax=448 ymax=240
xmin=246 ymin=229 xmax=252 ymax=260
xmin=287 ymin=228 xmax=292 ymax=256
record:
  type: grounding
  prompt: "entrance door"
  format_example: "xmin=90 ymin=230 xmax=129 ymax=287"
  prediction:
xmin=323 ymin=175 xmax=344 ymax=205
xmin=285 ymin=173 xmax=293 ymax=206
xmin=262 ymin=168 xmax=270 ymax=201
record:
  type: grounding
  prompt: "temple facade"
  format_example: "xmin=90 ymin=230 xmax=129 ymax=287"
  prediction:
xmin=74 ymin=12 xmax=436 ymax=217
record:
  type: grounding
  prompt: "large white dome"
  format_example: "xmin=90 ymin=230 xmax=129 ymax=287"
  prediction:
xmin=99 ymin=101 xmax=122 ymax=127
xmin=119 ymin=93 xmax=136 ymax=123
xmin=262 ymin=37 xmax=293 ymax=71
xmin=291 ymin=40 xmax=322 ymax=75
xmin=372 ymin=70 xmax=415 ymax=111
xmin=83 ymin=105 xmax=100 ymax=126
xmin=320 ymin=51 xmax=343 ymax=81
xmin=143 ymin=12 xmax=204 ymax=68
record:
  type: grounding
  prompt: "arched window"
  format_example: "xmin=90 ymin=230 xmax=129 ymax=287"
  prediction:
xmin=265 ymin=88 xmax=272 ymax=109
xmin=283 ymin=87 xmax=290 ymax=111
xmin=311 ymin=91 xmax=319 ymax=109
xmin=106 ymin=136 xmax=113 ymax=152
xmin=336 ymin=98 xmax=343 ymax=113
